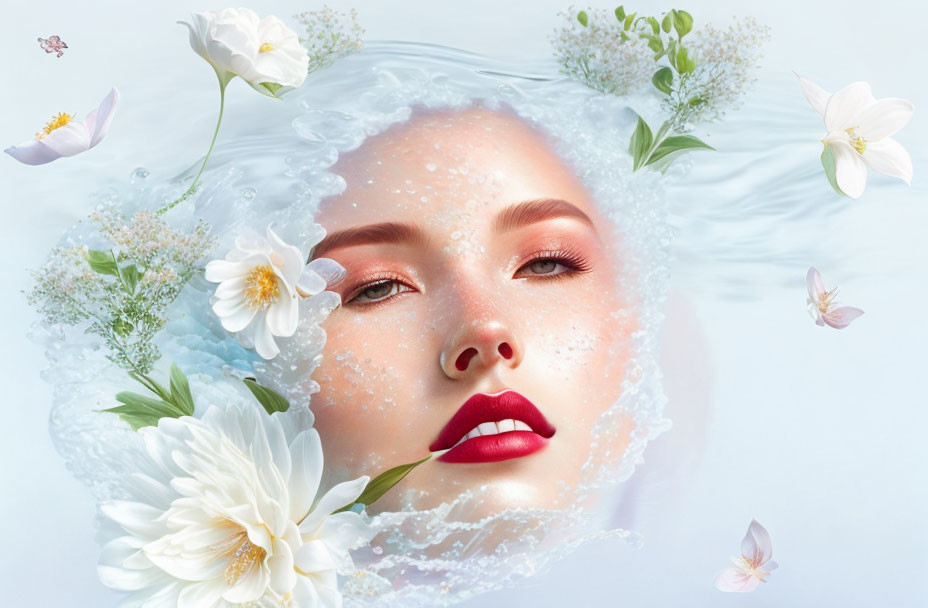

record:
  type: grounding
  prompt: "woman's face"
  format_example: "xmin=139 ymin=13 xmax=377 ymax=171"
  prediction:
xmin=309 ymin=107 xmax=637 ymax=514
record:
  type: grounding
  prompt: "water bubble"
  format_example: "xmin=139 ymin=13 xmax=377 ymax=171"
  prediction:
xmin=372 ymin=546 xmax=383 ymax=555
xmin=129 ymin=167 xmax=149 ymax=183
xmin=240 ymin=187 xmax=257 ymax=201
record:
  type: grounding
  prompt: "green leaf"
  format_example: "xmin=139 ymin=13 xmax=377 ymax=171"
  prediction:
xmin=646 ymin=35 xmax=663 ymax=53
xmin=86 ymin=249 xmax=119 ymax=276
xmin=130 ymin=371 xmax=173 ymax=403
xmin=169 ymin=363 xmax=196 ymax=416
xmin=644 ymin=135 xmax=715 ymax=167
xmin=122 ymin=264 xmax=141 ymax=294
xmin=662 ymin=12 xmax=673 ymax=33
xmin=629 ymin=115 xmax=654 ymax=171
xmin=623 ymin=12 xmax=636 ymax=30
xmin=820 ymin=145 xmax=846 ymax=195
xmin=112 ymin=318 xmax=133 ymax=337
xmin=652 ymin=66 xmax=673 ymax=95
xmin=243 ymin=378 xmax=290 ymax=414
xmin=673 ymin=10 xmax=694 ymax=38
xmin=334 ymin=455 xmax=431 ymax=513
xmin=614 ymin=6 xmax=626 ymax=21
xmin=577 ymin=10 xmax=588 ymax=26
xmin=666 ymin=39 xmax=678 ymax=71
xmin=620 ymin=30 xmax=630 ymax=42
xmin=676 ymin=46 xmax=695 ymax=74
xmin=645 ymin=16 xmax=660 ymax=35
xmin=102 ymin=392 xmax=186 ymax=431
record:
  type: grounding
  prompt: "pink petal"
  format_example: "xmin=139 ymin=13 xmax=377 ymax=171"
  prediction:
xmin=794 ymin=72 xmax=830 ymax=118
xmin=715 ymin=567 xmax=760 ymax=593
xmin=742 ymin=519 xmax=773 ymax=565
xmin=825 ymin=81 xmax=875 ymax=131
xmin=3 ymin=139 xmax=62 ymax=165
xmin=806 ymin=266 xmax=825 ymax=302
xmin=823 ymin=306 xmax=864 ymax=329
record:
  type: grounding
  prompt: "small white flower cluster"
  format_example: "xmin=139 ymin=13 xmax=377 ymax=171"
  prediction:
xmin=294 ymin=5 xmax=365 ymax=75
xmin=28 ymin=207 xmax=216 ymax=373
xmin=665 ymin=16 xmax=770 ymax=130
xmin=551 ymin=6 xmax=655 ymax=96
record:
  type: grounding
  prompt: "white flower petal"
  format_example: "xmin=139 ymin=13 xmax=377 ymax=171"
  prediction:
xmin=222 ymin=559 xmax=269 ymax=603
xmin=794 ymin=72 xmax=830 ymax=118
xmin=267 ymin=537 xmax=297 ymax=595
xmin=298 ymin=476 xmax=370 ymax=535
xmin=289 ymin=429 xmax=324 ymax=524
xmin=267 ymin=225 xmax=306 ymax=285
xmin=39 ymin=121 xmax=92 ymax=157
xmin=214 ymin=276 xmax=246 ymax=299
xmin=824 ymin=81 xmax=874 ymax=131
xmin=296 ymin=267 xmax=328 ymax=297
xmin=204 ymin=259 xmax=249 ymax=283
xmin=101 ymin=501 xmax=165 ymax=539
xmin=855 ymin=98 xmax=914 ymax=141
xmin=3 ymin=139 xmax=61 ymax=165
xmin=253 ymin=311 xmax=281 ymax=359
xmin=212 ymin=299 xmax=257 ymax=333
xmin=265 ymin=289 xmax=299 ymax=337
xmin=806 ymin=266 xmax=825 ymax=303
xmin=830 ymin=141 xmax=868 ymax=199
xmin=862 ymin=137 xmax=913 ymax=184
xmin=294 ymin=539 xmax=339 ymax=573
xmin=177 ymin=578 xmax=227 ymax=608
xmin=88 ymin=87 xmax=120 ymax=147
xmin=319 ymin=511 xmax=375 ymax=553
xmin=305 ymin=257 xmax=347 ymax=288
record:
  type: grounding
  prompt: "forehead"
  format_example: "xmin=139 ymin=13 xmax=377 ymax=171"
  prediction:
xmin=314 ymin=106 xmax=605 ymax=230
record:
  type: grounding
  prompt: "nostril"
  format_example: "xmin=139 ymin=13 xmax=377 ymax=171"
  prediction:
xmin=455 ymin=347 xmax=478 ymax=371
xmin=498 ymin=342 xmax=513 ymax=359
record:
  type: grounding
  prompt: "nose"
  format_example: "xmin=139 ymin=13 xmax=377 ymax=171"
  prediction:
xmin=439 ymin=315 xmax=524 ymax=379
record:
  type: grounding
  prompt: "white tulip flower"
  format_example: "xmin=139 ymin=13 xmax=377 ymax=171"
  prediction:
xmin=796 ymin=73 xmax=914 ymax=199
xmin=4 ymin=88 xmax=118 ymax=166
xmin=205 ymin=225 xmax=345 ymax=360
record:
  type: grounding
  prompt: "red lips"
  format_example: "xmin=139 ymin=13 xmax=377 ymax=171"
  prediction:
xmin=430 ymin=390 xmax=556 ymax=464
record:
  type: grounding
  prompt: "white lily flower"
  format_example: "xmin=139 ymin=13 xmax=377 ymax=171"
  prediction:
xmin=806 ymin=266 xmax=864 ymax=329
xmin=179 ymin=8 xmax=309 ymax=97
xmin=4 ymin=88 xmax=118 ymax=165
xmin=98 ymin=402 xmax=372 ymax=607
xmin=796 ymin=73 xmax=914 ymax=199
xmin=205 ymin=225 xmax=346 ymax=360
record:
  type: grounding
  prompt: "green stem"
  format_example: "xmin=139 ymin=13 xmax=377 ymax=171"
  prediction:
xmin=158 ymin=74 xmax=229 ymax=215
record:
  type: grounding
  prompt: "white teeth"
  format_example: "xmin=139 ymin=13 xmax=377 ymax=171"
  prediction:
xmin=477 ymin=422 xmax=498 ymax=436
xmin=452 ymin=419 xmax=532 ymax=448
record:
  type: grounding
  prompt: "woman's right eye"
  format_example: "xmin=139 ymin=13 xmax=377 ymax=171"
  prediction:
xmin=346 ymin=279 xmax=413 ymax=305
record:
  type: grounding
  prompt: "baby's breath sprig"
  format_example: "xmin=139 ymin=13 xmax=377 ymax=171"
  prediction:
xmin=294 ymin=5 xmax=365 ymax=74
xmin=555 ymin=6 xmax=769 ymax=172
xmin=27 ymin=207 xmax=216 ymax=375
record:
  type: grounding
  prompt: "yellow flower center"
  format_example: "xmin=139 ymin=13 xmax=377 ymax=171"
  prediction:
xmin=259 ymin=42 xmax=275 ymax=53
xmin=818 ymin=287 xmax=839 ymax=313
xmin=36 ymin=112 xmax=73 ymax=140
xmin=243 ymin=265 xmax=280 ymax=310
xmin=844 ymin=126 xmax=867 ymax=155
xmin=224 ymin=538 xmax=267 ymax=586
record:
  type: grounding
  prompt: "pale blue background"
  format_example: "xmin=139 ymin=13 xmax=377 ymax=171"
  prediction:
xmin=1 ymin=1 xmax=926 ymax=606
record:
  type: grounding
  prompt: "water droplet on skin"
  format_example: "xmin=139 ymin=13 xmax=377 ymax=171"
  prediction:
xmin=425 ymin=163 xmax=437 ymax=172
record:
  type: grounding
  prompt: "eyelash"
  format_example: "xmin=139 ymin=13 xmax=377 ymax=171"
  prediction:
xmin=342 ymin=249 xmax=592 ymax=309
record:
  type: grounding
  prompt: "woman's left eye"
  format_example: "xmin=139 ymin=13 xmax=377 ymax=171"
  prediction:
xmin=515 ymin=254 xmax=590 ymax=279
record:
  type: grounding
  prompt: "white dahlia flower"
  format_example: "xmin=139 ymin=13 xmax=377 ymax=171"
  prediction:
xmin=97 ymin=402 xmax=371 ymax=607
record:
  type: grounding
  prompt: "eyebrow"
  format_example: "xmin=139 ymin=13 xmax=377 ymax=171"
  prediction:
xmin=309 ymin=198 xmax=594 ymax=260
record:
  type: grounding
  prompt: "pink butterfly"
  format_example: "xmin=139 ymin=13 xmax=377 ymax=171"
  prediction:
xmin=715 ymin=519 xmax=778 ymax=592
xmin=38 ymin=35 xmax=68 ymax=58
xmin=807 ymin=266 xmax=864 ymax=329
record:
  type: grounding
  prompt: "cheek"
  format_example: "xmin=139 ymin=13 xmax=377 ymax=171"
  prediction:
xmin=310 ymin=312 xmax=432 ymax=474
